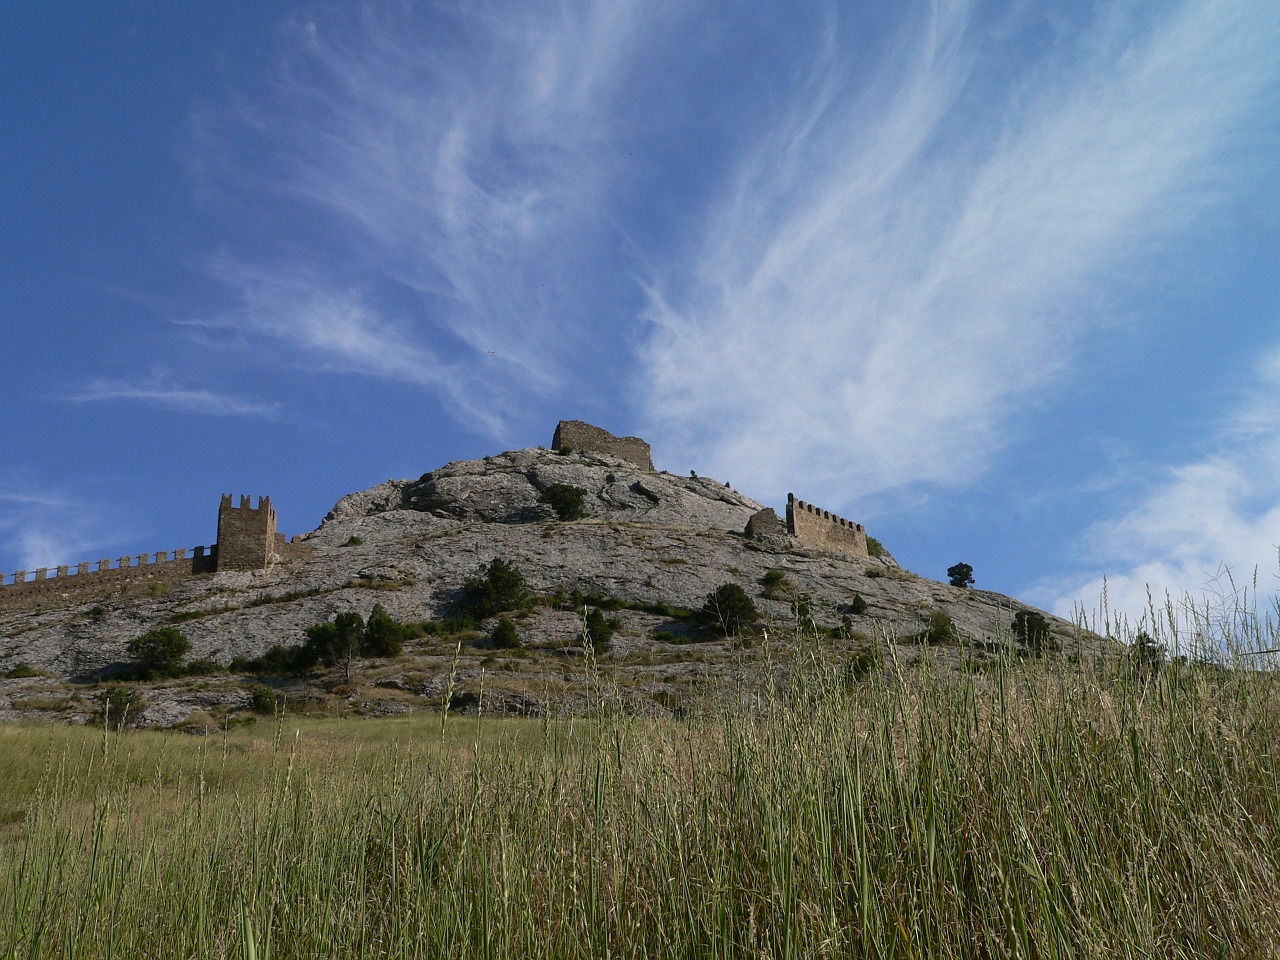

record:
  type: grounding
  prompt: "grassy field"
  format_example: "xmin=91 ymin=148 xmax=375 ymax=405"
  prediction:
xmin=3 ymin=626 xmax=1280 ymax=958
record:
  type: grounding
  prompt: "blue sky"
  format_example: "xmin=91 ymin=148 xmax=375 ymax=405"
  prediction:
xmin=3 ymin=1 xmax=1279 ymax=634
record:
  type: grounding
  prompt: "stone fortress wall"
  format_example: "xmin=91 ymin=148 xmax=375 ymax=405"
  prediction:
xmin=786 ymin=494 xmax=869 ymax=559
xmin=0 ymin=494 xmax=307 ymax=614
xmin=0 ymin=422 xmax=873 ymax=614
xmin=0 ymin=548 xmax=218 ymax=613
xmin=552 ymin=420 xmax=653 ymax=471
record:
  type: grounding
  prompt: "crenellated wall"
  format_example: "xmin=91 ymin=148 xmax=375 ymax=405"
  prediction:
xmin=0 ymin=547 xmax=217 ymax=612
xmin=786 ymin=494 xmax=869 ymax=558
xmin=0 ymin=493 xmax=311 ymax=615
xmin=552 ymin=420 xmax=654 ymax=471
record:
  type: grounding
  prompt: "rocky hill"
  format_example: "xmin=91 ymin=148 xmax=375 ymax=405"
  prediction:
xmin=0 ymin=443 xmax=1097 ymax=727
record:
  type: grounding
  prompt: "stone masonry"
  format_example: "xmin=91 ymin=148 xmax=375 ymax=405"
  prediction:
xmin=0 ymin=494 xmax=308 ymax=612
xmin=216 ymin=495 xmax=278 ymax=571
xmin=552 ymin=420 xmax=654 ymax=471
xmin=786 ymin=494 xmax=869 ymax=558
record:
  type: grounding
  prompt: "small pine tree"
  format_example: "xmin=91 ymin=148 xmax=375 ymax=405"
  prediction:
xmin=100 ymin=685 xmax=146 ymax=730
xmin=126 ymin=627 xmax=191 ymax=679
xmin=303 ymin=611 xmax=366 ymax=681
xmin=460 ymin=558 xmax=529 ymax=620
xmin=584 ymin=607 xmax=613 ymax=654
xmin=699 ymin=584 xmax=759 ymax=638
xmin=761 ymin=568 xmax=789 ymax=599
xmin=540 ymin=484 xmax=588 ymax=521
xmin=922 ymin=610 xmax=959 ymax=644
xmin=491 ymin=617 xmax=521 ymax=649
xmin=1131 ymin=631 xmax=1166 ymax=680
xmin=1012 ymin=609 xmax=1053 ymax=652
xmin=947 ymin=563 xmax=975 ymax=588
xmin=364 ymin=603 xmax=407 ymax=657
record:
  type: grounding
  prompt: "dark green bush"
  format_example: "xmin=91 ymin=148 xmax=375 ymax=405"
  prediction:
xmin=540 ymin=484 xmax=587 ymax=521
xmin=947 ymin=563 xmax=975 ymax=588
xmin=460 ymin=558 xmax=529 ymax=621
xmin=100 ymin=685 xmax=145 ymax=729
xmin=761 ymin=568 xmax=789 ymax=599
xmin=846 ymin=645 xmax=883 ymax=681
xmin=585 ymin=608 xmax=613 ymax=653
xmin=364 ymin=603 xmax=407 ymax=657
xmin=247 ymin=685 xmax=278 ymax=714
xmin=491 ymin=617 xmax=521 ymax=649
xmin=304 ymin=612 xmax=365 ymax=666
xmin=126 ymin=627 xmax=191 ymax=679
xmin=866 ymin=536 xmax=886 ymax=559
xmin=183 ymin=658 xmax=220 ymax=676
xmin=236 ymin=605 xmax=409 ymax=676
xmin=1012 ymin=610 xmax=1054 ymax=652
xmin=699 ymin=584 xmax=759 ymax=637
xmin=1131 ymin=631 xmax=1165 ymax=679
xmin=3 ymin=662 xmax=39 ymax=679
xmin=920 ymin=610 xmax=960 ymax=645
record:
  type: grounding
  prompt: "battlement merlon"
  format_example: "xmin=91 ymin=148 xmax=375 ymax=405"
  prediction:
xmin=786 ymin=493 xmax=869 ymax=559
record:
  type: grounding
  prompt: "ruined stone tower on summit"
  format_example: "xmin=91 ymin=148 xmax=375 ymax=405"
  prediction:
xmin=552 ymin=420 xmax=654 ymax=471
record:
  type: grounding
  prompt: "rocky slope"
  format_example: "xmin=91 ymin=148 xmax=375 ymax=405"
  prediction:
xmin=0 ymin=446 xmax=1097 ymax=726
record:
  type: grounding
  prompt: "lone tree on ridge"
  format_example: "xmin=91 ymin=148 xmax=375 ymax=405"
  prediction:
xmin=947 ymin=563 xmax=975 ymax=588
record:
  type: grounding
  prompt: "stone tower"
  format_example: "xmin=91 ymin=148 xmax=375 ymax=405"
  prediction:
xmin=216 ymin=495 xmax=278 ymax=571
xmin=551 ymin=420 xmax=654 ymax=471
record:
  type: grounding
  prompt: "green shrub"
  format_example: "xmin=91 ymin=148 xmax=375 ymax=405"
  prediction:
xmin=364 ymin=603 xmax=407 ymax=657
xmin=1131 ymin=631 xmax=1165 ymax=680
xmin=183 ymin=658 xmax=220 ymax=676
xmin=3 ymin=662 xmax=39 ymax=679
xmin=246 ymin=685 xmax=278 ymax=715
xmin=920 ymin=610 xmax=960 ymax=645
xmin=585 ymin=608 xmax=613 ymax=653
xmin=1012 ymin=610 xmax=1054 ymax=652
xmin=947 ymin=562 xmax=975 ymax=588
xmin=540 ymin=484 xmax=587 ymax=521
xmin=491 ymin=617 xmax=521 ymax=649
xmin=761 ymin=568 xmax=789 ymax=599
xmin=126 ymin=627 xmax=191 ymax=679
xmin=231 ymin=644 xmax=297 ymax=675
xmin=342 ymin=536 xmax=365 ymax=547
xmin=846 ymin=645 xmax=883 ymax=681
xmin=866 ymin=536 xmax=886 ymax=559
xmin=699 ymin=584 xmax=759 ymax=637
xmin=99 ymin=685 xmax=145 ymax=729
xmin=459 ymin=558 xmax=529 ymax=620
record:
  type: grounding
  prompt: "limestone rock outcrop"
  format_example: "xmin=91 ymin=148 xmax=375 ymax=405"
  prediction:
xmin=325 ymin=447 xmax=761 ymax=532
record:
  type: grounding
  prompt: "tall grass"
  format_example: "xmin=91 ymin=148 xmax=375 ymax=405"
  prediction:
xmin=3 ymin=619 xmax=1280 ymax=957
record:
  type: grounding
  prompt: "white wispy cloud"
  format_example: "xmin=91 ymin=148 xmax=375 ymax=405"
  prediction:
xmin=61 ymin=375 xmax=281 ymax=418
xmin=0 ymin=489 xmax=115 ymax=573
xmin=192 ymin=1 xmax=682 ymax=439
xmin=639 ymin=0 xmax=1280 ymax=506
xmin=1035 ymin=346 xmax=1280 ymax=640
